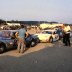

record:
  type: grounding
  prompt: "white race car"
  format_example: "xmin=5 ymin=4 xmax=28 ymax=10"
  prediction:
xmin=34 ymin=29 xmax=59 ymax=43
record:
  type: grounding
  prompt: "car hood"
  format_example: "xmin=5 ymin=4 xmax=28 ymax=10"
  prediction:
xmin=33 ymin=33 xmax=51 ymax=40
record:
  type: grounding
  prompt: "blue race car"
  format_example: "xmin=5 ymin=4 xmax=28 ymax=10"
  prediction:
xmin=0 ymin=30 xmax=18 ymax=53
xmin=25 ymin=33 xmax=39 ymax=48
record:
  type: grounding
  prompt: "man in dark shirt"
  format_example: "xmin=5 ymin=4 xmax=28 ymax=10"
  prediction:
xmin=65 ymin=32 xmax=71 ymax=46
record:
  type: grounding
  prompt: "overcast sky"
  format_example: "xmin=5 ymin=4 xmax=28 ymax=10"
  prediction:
xmin=0 ymin=0 xmax=72 ymax=23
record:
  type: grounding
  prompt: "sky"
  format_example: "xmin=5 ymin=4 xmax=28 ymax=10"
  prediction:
xmin=0 ymin=0 xmax=72 ymax=23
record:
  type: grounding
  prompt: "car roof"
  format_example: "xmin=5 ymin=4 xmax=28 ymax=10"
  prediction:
xmin=42 ymin=29 xmax=56 ymax=32
xmin=0 ymin=30 xmax=19 ymax=32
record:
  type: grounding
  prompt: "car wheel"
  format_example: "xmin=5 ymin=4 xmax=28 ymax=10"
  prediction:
xmin=49 ymin=37 xmax=53 ymax=43
xmin=36 ymin=38 xmax=40 ymax=43
xmin=30 ymin=41 xmax=36 ymax=47
xmin=0 ymin=45 xmax=5 ymax=54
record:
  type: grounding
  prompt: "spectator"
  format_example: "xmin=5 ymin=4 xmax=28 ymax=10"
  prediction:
xmin=62 ymin=30 xmax=71 ymax=46
xmin=17 ymin=25 xmax=26 ymax=53
xmin=65 ymin=32 xmax=71 ymax=46
xmin=62 ymin=30 xmax=66 ymax=45
xmin=62 ymin=25 xmax=71 ymax=46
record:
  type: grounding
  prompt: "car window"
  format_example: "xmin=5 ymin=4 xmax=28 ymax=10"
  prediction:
xmin=42 ymin=31 xmax=52 ymax=34
xmin=11 ymin=32 xmax=17 ymax=39
xmin=46 ymin=31 xmax=52 ymax=34
xmin=2 ymin=31 xmax=11 ymax=38
xmin=42 ymin=31 xmax=46 ymax=34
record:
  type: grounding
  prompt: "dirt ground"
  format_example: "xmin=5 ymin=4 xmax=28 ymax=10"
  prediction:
xmin=0 ymin=29 xmax=72 ymax=72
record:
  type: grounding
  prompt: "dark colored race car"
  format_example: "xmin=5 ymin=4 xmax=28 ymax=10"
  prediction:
xmin=25 ymin=34 xmax=39 ymax=48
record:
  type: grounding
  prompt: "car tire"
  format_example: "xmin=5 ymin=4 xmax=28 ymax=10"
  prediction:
xmin=30 ymin=41 xmax=36 ymax=47
xmin=0 ymin=45 xmax=5 ymax=54
xmin=35 ymin=38 xmax=40 ymax=43
xmin=49 ymin=37 xmax=53 ymax=43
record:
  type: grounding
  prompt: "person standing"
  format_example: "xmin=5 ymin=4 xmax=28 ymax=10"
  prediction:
xmin=63 ymin=26 xmax=71 ymax=46
xmin=65 ymin=32 xmax=71 ymax=46
xmin=62 ymin=30 xmax=66 ymax=45
xmin=17 ymin=25 xmax=26 ymax=53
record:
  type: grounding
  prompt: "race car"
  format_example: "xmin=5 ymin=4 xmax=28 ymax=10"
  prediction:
xmin=33 ymin=29 xmax=59 ymax=43
xmin=0 ymin=30 xmax=18 ymax=53
xmin=25 ymin=33 xmax=39 ymax=47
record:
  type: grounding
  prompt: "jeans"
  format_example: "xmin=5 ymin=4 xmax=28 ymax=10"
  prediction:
xmin=17 ymin=38 xmax=26 ymax=53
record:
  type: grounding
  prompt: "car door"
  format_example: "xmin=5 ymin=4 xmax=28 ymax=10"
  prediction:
xmin=2 ymin=31 xmax=16 ymax=49
xmin=52 ymin=31 xmax=59 ymax=41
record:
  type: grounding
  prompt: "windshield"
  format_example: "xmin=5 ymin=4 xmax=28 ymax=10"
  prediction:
xmin=42 ymin=31 xmax=52 ymax=34
xmin=46 ymin=31 xmax=52 ymax=34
